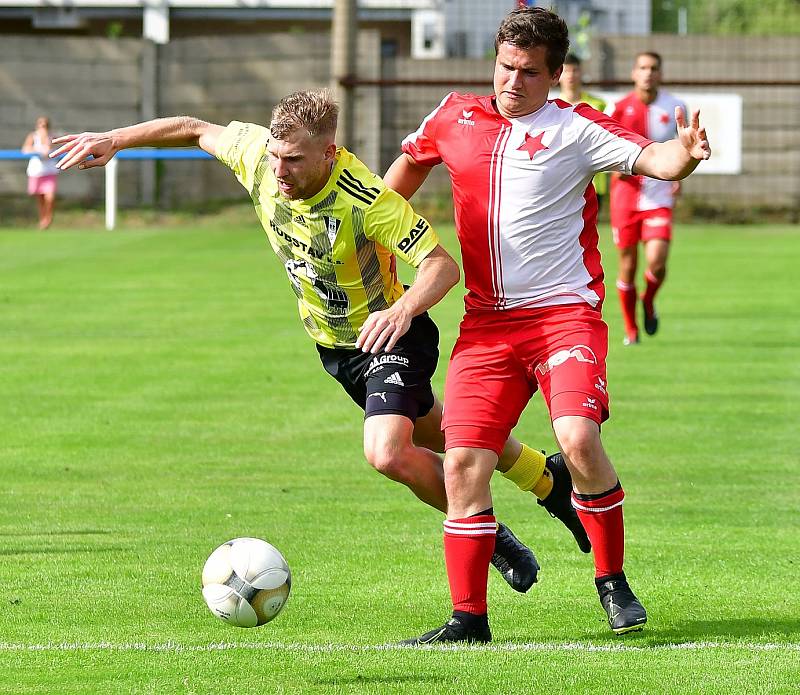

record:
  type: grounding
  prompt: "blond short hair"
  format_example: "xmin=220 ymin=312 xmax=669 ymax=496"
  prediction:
xmin=269 ymin=89 xmax=339 ymax=141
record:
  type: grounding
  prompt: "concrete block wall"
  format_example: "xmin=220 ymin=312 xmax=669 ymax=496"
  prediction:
xmin=157 ymin=30 xmax=382 ymax=207
xmin=1 ymin=32 xmax=797 ymax=212
xmin=0 ymin=30 xmax=382 ymax=210
xmin=0 ymin=36 xmax=144 ymax=207
xmin=588 ymin=35 xmax=800 ymax=209
xmin=379 ymin=35 xmax=800 ymax=210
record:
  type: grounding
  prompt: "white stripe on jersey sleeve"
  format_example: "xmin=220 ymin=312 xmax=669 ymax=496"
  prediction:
xmin=402 ymin=91 xmax=456 ymax=149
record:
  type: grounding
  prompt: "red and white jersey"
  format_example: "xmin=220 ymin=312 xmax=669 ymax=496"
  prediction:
xmin=610 ymin=90 xmax=687 ymax=212
xmin=402 ymin=92 xmax=652 ymax=312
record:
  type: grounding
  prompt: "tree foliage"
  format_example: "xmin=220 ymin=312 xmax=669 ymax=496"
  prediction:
xmin=652 ymin=0 xmax=800 ymax=35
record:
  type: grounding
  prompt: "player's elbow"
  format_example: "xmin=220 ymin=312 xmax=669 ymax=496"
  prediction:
xmin=423 ymin=246 xmax=460 ymax=290
xmin=446 ymin=259 xmax=461 ymax=289
xmin=437 ymin=255 xmax=460 ymax=291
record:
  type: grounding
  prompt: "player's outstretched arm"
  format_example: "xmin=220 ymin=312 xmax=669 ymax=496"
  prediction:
xmin=50 ymin=116 xmax=225 ymax=171
xmin=383 ymin=153 xmax=432 ymax=201
xmin=633 ymin=107 xmax=711 ymax=181
xmin=356 ymin=245 xmax=459 ymax=354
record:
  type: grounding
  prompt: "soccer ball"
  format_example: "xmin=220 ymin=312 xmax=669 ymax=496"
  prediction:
xmin=201 ymin=537 xmax=291 ymax=628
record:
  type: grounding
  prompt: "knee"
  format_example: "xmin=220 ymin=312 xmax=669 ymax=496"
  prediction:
xmin=364 ymin=439 xmax=408 ymax=482
xmin=650 ymin=263 xmax=667 ymax=281
xmin=442 ymin=449 xmax=482 ymax=487
xmin=556 ymin=428 xmax=598 ymax=469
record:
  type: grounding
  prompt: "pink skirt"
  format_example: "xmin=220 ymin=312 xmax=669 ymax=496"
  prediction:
xmin=28 ymin=174 xmax=58 ymax=195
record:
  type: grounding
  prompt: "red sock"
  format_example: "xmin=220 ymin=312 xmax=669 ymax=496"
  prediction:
xmin=443 ymin=515 xmax=496 ymax=614
xmin=616 ymin=280 xmax=638 ymax=338
xmin=572 ymin=484 xmax=625 ymax=578
xmin=641 ymin=269 xmax=663 ymax=313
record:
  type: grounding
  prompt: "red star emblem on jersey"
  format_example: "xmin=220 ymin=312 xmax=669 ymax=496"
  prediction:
xmin=659 ymin=113 xmax=670 ymax=124
xmin=517 ymin=131 xmax=549 ymax=160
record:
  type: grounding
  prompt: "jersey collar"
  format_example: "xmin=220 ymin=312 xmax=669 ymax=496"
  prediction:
xmin=487 ymin=95 xmax=551 ymax=125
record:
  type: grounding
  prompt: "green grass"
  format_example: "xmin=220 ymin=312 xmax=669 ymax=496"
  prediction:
xmin=1 ymin=219 xmax=798 ymax=694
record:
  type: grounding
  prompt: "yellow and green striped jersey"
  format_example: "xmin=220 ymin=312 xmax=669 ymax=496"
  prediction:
xmin=215 ymin=121 xmax=439 ymax=348
xmin=579 ymin=92 xmax=609 ymax=196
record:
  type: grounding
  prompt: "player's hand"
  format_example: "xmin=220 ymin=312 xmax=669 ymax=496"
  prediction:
xmin=50 ymin=132 xmax=118 ymax=170
xmin=356 ymin=306 xmax=412 ymax=355
xmin=675 ymin=107 xmax=711 ymax=162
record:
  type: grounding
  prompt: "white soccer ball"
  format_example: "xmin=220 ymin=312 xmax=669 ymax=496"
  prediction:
xmin=201 ymin=537 xmax=291 ymax=628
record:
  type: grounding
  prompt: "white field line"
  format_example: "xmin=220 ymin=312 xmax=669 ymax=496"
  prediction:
xmin=0 ymin=641 xmax=798 ymax=654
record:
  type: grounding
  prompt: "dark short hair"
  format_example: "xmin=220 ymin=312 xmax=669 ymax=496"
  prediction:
xmin=494 ymin=7 xmax=570 ymax=74
xmin=564 ymin=52 xmax=582 ymax=66
xmin=635 ymin=51 xmax=662 ymax=69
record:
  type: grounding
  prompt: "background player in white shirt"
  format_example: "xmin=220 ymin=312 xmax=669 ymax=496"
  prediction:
xmin=385 ymin=7 xmax=710 ymax=643
xmin=21 ymin=116 xmax=59 ymax=230
xmin=610 ymin=52 xmax=687 ymax=344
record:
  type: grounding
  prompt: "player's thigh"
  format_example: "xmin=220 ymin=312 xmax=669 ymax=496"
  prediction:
xmin=617 ymin=244 xmax=639 ymax=283
xmin=443 ymin=340 xmax=533 ymax=456
xmin=641 ymin=207 xmax=673 ymax=244
xmin=316 ymin=344 xmax=369 ymax=409
xmin=532 ymin=308 xmax=609 ymax=426
xmin=644 ymin=237 xmax=670 ymax=272
xmin=363 ymin=413 xmax=415 ymax=458
xmin=611 ymin=215 xmax=642 ymax=249
xmin=413 ymin=396 xmax=444 ymax=453
xmin=611 ymin=211 xmax=642 ymax=250
xmin=363 ymin=312 xmax=439 ymax=420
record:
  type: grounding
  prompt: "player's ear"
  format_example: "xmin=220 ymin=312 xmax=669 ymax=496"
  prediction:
xmin=324 ymin=141 xmax=337 ymax=160
xmin=551 ymin=66 xmax=563 ymax=87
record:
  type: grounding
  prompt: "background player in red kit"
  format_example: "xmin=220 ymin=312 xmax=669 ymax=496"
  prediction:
xmin=385 ymin=7 xmax=710 ymax=643
xmin=611 ymin=52 xmax=688 ymax=344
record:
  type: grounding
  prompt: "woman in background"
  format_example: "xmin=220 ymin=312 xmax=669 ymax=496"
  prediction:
xmin=22 ymin=116 xmax=59 ymax=229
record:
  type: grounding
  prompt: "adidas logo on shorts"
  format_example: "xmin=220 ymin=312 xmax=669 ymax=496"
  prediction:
xmin=384 ymin=371 xmax=405 ymax=386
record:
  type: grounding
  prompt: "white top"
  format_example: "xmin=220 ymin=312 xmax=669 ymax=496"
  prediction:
xmin=402 ymin=93 xmax=652 ymax=311
xmin=610 ymin=89 xmax=687 ymax=211
xmin=26 ymin=133 xmax=60 ymax=178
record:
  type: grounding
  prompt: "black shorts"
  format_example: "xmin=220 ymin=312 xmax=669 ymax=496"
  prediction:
xmin=317 ymin=312 xmax=439 ymax=421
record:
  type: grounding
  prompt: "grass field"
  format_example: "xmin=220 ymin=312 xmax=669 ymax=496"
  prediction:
xmin=1 ymin=218 xmax=798 ymax=694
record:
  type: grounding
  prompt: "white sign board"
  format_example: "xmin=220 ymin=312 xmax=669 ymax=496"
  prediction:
xmin=673 ymin=92 xmax=742 ymax=175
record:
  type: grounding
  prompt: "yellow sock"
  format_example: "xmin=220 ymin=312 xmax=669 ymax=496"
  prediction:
xmin=502 ymin=444 xmax=553 ymax=500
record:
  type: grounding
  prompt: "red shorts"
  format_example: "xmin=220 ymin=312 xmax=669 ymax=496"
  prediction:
xmin=28 ymin=175 xmax=57 ymax=196
xmin=442 ymin=304 xmax=610 ymax=456
xmin=611 ymin=207 xmax=672 ymax=249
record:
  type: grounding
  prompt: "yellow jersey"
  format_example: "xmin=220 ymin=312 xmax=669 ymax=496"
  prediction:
xmin=578 ymin=93 xmax=608 ymax=196
xmin=215 ymin=121 xmax=440 ymax=348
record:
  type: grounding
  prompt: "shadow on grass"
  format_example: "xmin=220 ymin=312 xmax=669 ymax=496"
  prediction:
xmin=314 ymin=675 xmax=437 ymax=686
xmin=646 ymin=617 xmax=800 ymax=644
xmin=0 ymin=545 xmax=124 ymax=556
xmin=0 ymin=529 xmax=112 ymax=537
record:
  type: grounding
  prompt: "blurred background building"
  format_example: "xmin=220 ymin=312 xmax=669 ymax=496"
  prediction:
xmin=1 ymin=0 xmax=798 ymax=218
